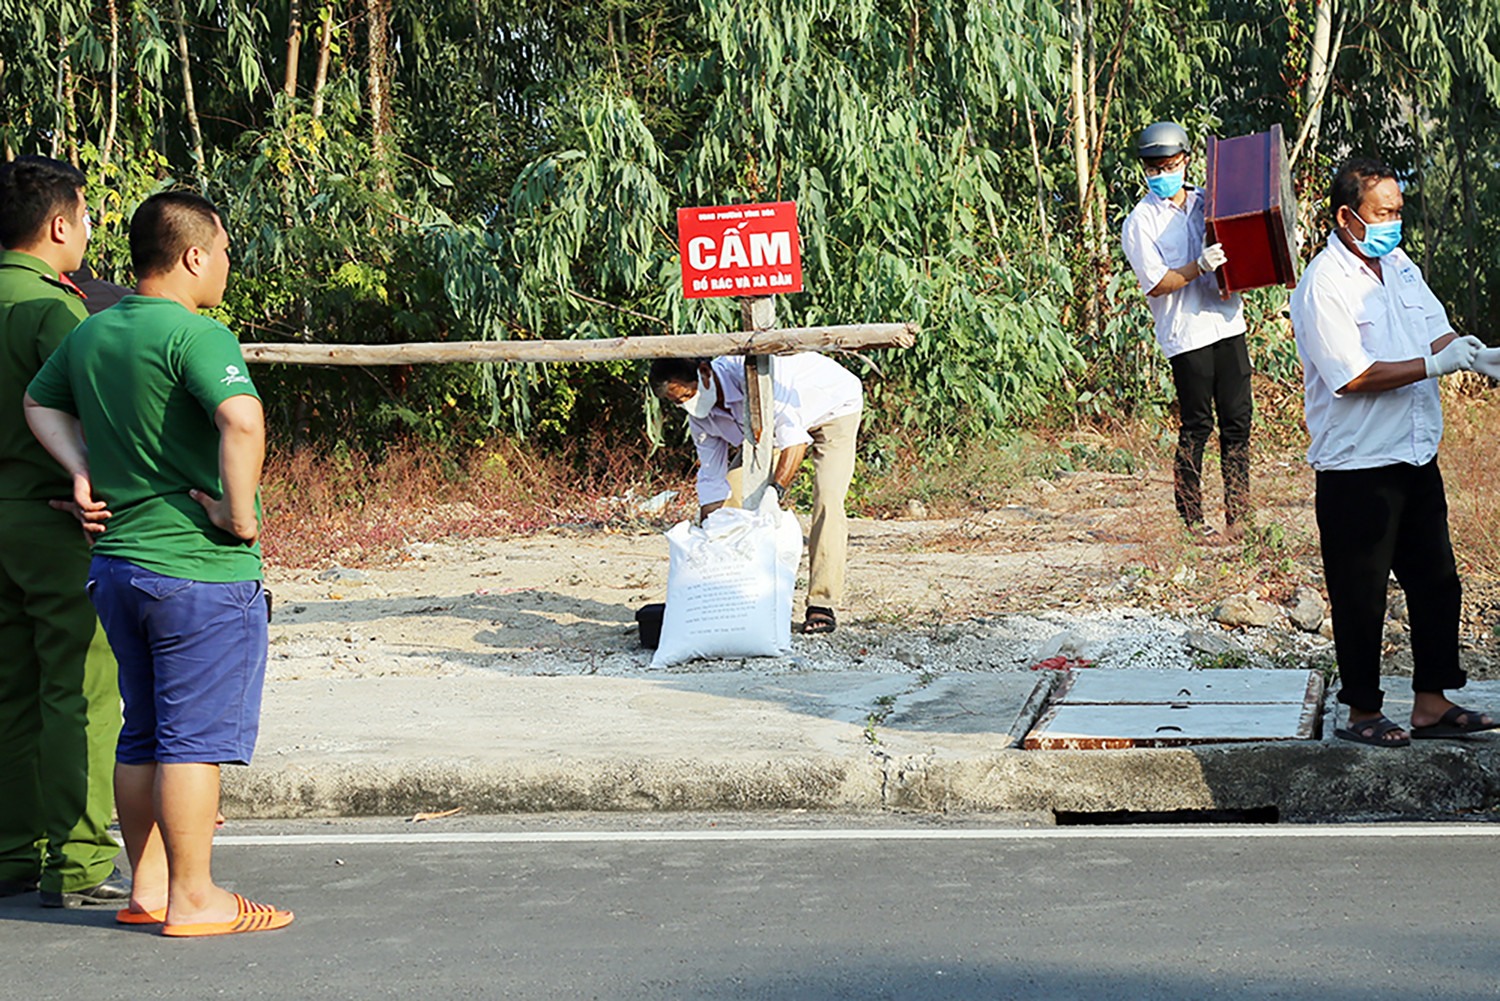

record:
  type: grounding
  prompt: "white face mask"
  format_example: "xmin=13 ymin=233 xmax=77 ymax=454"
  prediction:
xmin=678 ymin=373 xmax=716 ymax=418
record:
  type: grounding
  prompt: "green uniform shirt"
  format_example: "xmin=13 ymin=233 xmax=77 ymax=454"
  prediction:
xmin=27 ymin=295 xmax=263 ymax=582
xmin=0 ymin=250 xmax=89 ymax=500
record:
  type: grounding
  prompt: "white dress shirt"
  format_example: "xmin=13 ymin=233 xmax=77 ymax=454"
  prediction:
xmin=1290 ymin=234 xmax=1453 ymax=471
xmin=1120 ymin=186 xmax=1247 ymax=358
xmin=688 ymin=353 xmax=863 ymax=505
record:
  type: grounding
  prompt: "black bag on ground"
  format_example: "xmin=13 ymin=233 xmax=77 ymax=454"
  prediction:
xmin=635 ymin=603 xmax=665 ymax=649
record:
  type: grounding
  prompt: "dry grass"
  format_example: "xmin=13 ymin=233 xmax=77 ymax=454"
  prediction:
xmin=958 ymin=426 xmax=1326 ymax=612
xmin=1439 ymin=377 xmax=1500 ymax=582
xmin=258 ymin=434 xmax=698 ymax=568
xmin=260 ymin=396 xmax=1500 ymax=622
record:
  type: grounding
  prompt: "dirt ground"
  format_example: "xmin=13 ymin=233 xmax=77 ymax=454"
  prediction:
xmin=263 ymin=465 xmax=1500 ymax=684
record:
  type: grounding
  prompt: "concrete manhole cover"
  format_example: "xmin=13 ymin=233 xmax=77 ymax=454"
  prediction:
xmin=1024 ymin=668 xmax=1323 ymax=749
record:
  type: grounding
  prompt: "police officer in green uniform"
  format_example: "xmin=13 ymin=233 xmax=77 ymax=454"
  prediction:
xmin=0 ymin=155 xmax=126 ymax=906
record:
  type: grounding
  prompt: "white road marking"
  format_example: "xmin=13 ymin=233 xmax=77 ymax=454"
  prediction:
xmin=213 ymin=825 xmax=1500 ymax=847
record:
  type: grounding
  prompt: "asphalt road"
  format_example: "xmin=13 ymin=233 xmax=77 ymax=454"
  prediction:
xmin=3 ymin=813 xmax=1498 ymax=1001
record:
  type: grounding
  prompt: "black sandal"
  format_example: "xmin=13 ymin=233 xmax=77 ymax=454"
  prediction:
xmin=1334 ymin=715 xmax=1410 ymax=748
xmin=1409 ymin=705 xmax=1500 ymax=739
xmin=801 ymin=607 xmax=836 ymax=634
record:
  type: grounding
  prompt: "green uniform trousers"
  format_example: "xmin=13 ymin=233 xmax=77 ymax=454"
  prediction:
xmin=0 ymin=499 xmax=120 ymax=893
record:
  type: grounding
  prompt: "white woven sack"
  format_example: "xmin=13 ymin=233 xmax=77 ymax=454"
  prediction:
xmin=651 ymin=491 xmax=802 ymax=667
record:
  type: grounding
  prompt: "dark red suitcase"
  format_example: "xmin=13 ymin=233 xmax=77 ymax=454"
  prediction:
xmin=1204 ymin=124 xmax=1300 ymax=298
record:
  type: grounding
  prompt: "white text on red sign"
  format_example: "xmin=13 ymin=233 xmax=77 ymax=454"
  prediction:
xmin=677 ymin=202 xmax=804 ymax=299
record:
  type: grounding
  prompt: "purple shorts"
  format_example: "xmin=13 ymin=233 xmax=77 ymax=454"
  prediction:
xmin=88 ymin=555 xmax=268 ymax=766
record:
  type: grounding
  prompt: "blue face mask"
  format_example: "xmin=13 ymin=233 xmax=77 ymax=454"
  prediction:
xmin=1350 ymin=212 xmax=1402 ymax=258
xmin=1147 ymin=169 xmax=1185 ymax=200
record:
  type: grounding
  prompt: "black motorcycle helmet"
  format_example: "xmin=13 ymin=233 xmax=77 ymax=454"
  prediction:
xmin=1136 ymin=121 xmax=1190 ymax=160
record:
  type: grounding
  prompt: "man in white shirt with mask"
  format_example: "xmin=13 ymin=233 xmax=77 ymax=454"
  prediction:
xmin=649 ymin=353 xmax=862 ymax=635
xmin=1291 ymin=156 xmax=1496 ymax=747
xmin=1121 ymin=121 xmax=1251 ymax=540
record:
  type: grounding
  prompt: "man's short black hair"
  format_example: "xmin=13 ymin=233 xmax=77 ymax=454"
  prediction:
xmin=648 ymin=357 xmax=705 ymax=399
xmin=1329 ymin=158 xmax=1398 ymax=218
xmin=129 ymin=191 xmax=222 ymax=278
xmin=0 ymin=155 xmax=86 ymax=249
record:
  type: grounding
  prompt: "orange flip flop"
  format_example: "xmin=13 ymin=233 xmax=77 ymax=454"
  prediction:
xmin=160 ymin=893 xmax=294 ymax=937
xmin=116 ymin=907 xmax=166 ymax=925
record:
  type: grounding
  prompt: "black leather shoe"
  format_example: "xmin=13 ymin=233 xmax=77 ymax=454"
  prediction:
xmin=0 ymin=876 xmax=40 ymax=897
xmin=39 ymin=866 xmax=131 ymax=908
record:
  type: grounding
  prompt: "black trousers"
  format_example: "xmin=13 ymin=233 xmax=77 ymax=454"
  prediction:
xmin=1315 ymin=459 xmax=1465 ymax=712
xmin=1168 ymin=334 xmax=1253 ymax=526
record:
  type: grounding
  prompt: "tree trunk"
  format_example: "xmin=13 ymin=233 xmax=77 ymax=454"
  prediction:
xmin=1090 ymin=25 xmax=1130 ymax=266
xmin=275 ymin=0 xmax=304 ymax=224
xmin=1459 ymin=138 xmax=1478 ymax=331
xmin=366 ymin=0 xmax=392 ymax=189
xmin=284 ymin=0 xmax=303 ymax=101
xmin=1086 ymin=0 xmax=1128 ymax=193
xmin=1084 ymin=0 xmax=1099 ymax=244
xmin=1025 ymin=100 xmax=1051 ymax=260
xmin=172 ymin=0 xmax=207 ymax=179
xmin=50 ymin=31 xmax=64 ymax=158
xmin=0 ymin=54 xmax=10 ymax=161
xmin=1088 ymin=1 xmax=1132 ymax=186
xmin=311 ymin=5 xmax=335 ymax=119
xmin=102 ymin=0 xmax=120 ymax=165
xmin=1086 ymin=0 xmax=1108 ymax=266
xmin=1405 ymin=95 xmax=1435 ymax=276
xmin=155 ymin=80 xmax=169 ymax=178
xmin=1290 ymin=1 xmax=1340 ymax=171
xmin=63 ymin=56 xmax=80 ymax=167
xmin=907 ymin=1 xmax=918 ymax=90
xmin=1070 ymin=0 xmax=1098 ymax=343
xmin=1299 ymin=0 xmax=1334 ymax=166
xmin=1070 ymin=0 xmax=1089 ymax=229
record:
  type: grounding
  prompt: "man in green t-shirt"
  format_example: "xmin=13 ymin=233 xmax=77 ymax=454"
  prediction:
xmin=26 ymin=191 xmax=291 ymax=936
xmin=0 ymin=155 xmax=125 ymax=907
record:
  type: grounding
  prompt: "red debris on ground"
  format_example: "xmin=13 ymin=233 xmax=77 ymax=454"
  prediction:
xmin=1029 ymin=656 xmax=1093 ymax=671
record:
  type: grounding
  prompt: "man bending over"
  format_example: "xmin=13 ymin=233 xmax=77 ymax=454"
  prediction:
xmin=650 ymin=353 xmax=862 ymax=634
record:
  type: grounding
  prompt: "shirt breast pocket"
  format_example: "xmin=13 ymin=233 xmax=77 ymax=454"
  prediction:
xmin=1354 ymin=296 xmax=1393 ymax=357
xmin=1155 ymin=220 xmax=1192 ymax=270
xmin=1397 ymin=282 xmax=1438 ymax=343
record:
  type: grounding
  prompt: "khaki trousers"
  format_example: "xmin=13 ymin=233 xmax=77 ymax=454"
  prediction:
xmin=726 ymin=411 xmax=859 ymax=608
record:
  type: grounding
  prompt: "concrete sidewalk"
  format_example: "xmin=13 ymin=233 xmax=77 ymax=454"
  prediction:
xmin=222 ymin=671 xmax=1500 ymax=822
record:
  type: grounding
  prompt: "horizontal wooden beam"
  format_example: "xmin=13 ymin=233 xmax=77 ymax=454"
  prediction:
xmin=240 ymin=322 xmax=917 ymax=366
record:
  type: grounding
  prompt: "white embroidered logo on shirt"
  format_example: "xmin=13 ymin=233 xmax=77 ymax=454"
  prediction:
xmin=221 ymin=364 xmax=251 ymax=385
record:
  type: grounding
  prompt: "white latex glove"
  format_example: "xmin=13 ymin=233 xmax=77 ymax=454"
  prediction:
xmin=1196 ymin=243 xmax=1228 ymax=272
xmin=1458 ymin=334 xmax=1486 ymax=353
xmin=1471 ymin=346 xmax=1500 ymax=380
xmin=1426 ymin=336 xmax=1480 ymax=378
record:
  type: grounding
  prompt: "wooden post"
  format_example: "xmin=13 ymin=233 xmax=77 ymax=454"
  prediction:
xmin=739 ymin=297 xmax=777 ymax=510
xmin=238 ymin=322 xmax=918 ymax=366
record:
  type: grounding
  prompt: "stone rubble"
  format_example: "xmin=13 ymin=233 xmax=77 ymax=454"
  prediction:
xmin=1289 ymin=585 xmax=1327 ymax=632
xmin=402 ymin=605 xmax=1340 ymax=681
xmin=1212 ymin=593 xmax=1281 ymax=629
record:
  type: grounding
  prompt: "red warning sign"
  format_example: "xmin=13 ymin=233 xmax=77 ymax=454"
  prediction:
xmin=676 ymin=201 xmax=803 ymax=299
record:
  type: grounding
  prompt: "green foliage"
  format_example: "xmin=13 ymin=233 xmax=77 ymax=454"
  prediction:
xmin=3 ymin=0 xmax=1499 ymax=455
xmin=1236 ymin=520 xmax=1311 ymax=577
xmin=482 ymin=1 xmax=1085 ymax=436
xmin=1193 ymin=649 xmax=1252 ymax=670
